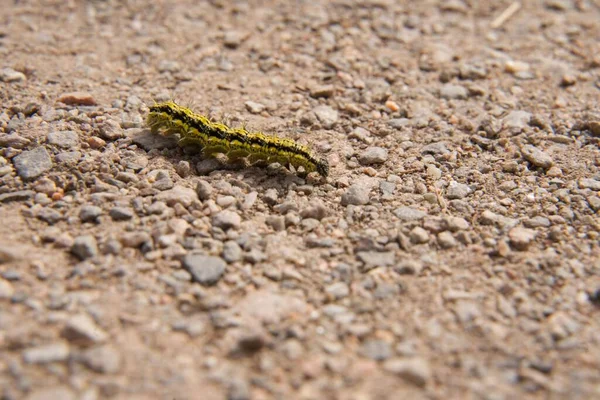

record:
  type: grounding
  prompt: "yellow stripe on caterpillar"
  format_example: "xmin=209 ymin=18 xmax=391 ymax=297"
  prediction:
xmin=147 ymin=101 xmax=329 ymax=177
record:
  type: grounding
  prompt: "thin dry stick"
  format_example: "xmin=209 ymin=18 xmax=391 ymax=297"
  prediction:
xmin=491 ymin=1 xmax=522 ymax=29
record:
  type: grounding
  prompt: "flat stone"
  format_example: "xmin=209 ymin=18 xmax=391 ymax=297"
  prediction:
xmin=421 ymin=142 xmax=449 ymax=155
xmin=313 ymin=105 xmax=338 ymax=129
xmin=223 ymin=30 xmax=248 ymax=48
xmin=55 ymin=151 xmax=81 ymax=164
xmin=360 ymin=339 xmax=392 ymax=361
xmin=0 ymin=190 xmax=35 ymax=203
xmin=153 ymin=177 xmax=174 ymax=191
xmin=410 ymin=227 xmax=430 ymax=244
xmin=195 ymin=179 xmax=213 ymax=200
xmin=326 ymin=282 xmax=350 ymax=299
xmin=245 ymin=101 xmax=265 ymax=114
xmin=98 ymin=119 xmax=124 ymax=140
xmin=126 ymin=128 xmax=177 ymax=151
xmin=383 ymin=357 xmax=431 ymax=387
xmin=0 ymin=133 xmax=31 ymax=149
xmin=357 ymin=251 xmax=395 ymax=270
xmin=222 ymin=241 xmax=243 ymax=263
xmin=212 ymin=210 xmax=241 ymax=230
xmin=521 ymin=145 xmax=553 ymax=169
xmin=183 ymin=253 xmax=226 ymax=286
xmin=57 ymin=91 xmax=96 ymax=106
xmin=508 ymin=227 xmax=537 ymax=250
xmin=37 ymin=208 xmax=63 ymax=224
xmin=388 ymin=118 xmax=410 ymax=129
xmin=359 ymin=147 xmax=388 ymax=165
xmin=120 ymin=231 xmax=152 ymax=248
xmin=394 ymin=260 xmax=423 ymax=275
xmin=23 ymin=342 xmax=70 ymax=364
xmin=79 ymin=205 xmax=102 ymax=222
xmin=579 ymin=178 xmax=600 ymax=191
xmin=81 ymin=344 xmax=122 ymax=374
xmin=300 ymin=203 xmax=328 ymax=220
xmin=341 ymin=184 xmax=370 ymax=206
xmin=266 ymin=215 xmax=285 ymax=231
xmin=523 ymin=216 xmax=551 ymax=228
xmin=13 ymin=147 xmax=53 ymax=179
xmin=109 ymin=207 xmax=134 ymax=221
xmin=155 ymin=185 xmax=198 ymax=207
xmin=0 ymin=67 xmax=26 ymax=82
xmin=47 ymin=130 xmax=79 ymax=149
xmin=446 ymin=181 xmax=472 ymax=199
xmin=504 ymin=110 xmax=532 ymax=130
xmin=71 ymin=235 xmax=98 ymax=260
xmin=310 ymin=84 xmax=335 ymax=98
xmin=440 ymin=84 xmax=468 ymax=99
xmin=394 ymin=206 xmax=427 ymax=221
xmin=62 ymin=314 xmax=108 ymax=345
xmin=446 ymin=216 xmax=470 ymax=231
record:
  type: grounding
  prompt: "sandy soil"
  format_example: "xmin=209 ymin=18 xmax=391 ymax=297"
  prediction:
xmin=1 ymin=0 xmax=600 ymax=399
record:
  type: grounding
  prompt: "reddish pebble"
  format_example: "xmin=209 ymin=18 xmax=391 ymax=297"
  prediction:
xmin=385 ymin=100 xmax=399 ymax=112
xmin=52 ymin=190 xmax=64 ymax=201
xmin=57 ymin=91 xmax=96 ymax=106
xmin=88 ymin=136 xmax=106 ymax=149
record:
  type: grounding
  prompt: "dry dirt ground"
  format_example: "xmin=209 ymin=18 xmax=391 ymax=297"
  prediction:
xmin=1 ymin=0 xmax=600 ymax=399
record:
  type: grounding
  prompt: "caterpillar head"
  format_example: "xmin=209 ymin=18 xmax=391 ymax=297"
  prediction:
xmin=316 ymin=158 xmax=329 ymax=177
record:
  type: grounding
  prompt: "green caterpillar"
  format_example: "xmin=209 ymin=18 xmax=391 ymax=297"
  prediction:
xmin=147 ymin=101 xmax=329 ymax=177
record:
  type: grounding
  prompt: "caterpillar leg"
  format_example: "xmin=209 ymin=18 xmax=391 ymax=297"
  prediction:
xmin=203 ymin=144 xmax=229 ymax=158
xmin=247 ymin=152 xmax=271 ymax=165
xmin=178 ymin=137 xmax=206 ymax=148
xmin=227 ymin=148 xmax=250 ymax=162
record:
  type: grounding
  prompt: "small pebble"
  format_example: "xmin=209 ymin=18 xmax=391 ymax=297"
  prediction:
xmin=23 ymin=342 xmax=70 ymax=364
xmin=359 ymin=147 xmax=388 ymax=165
xmin=57 ymin=91 xmax=97 ymax=106
xmin=222 ymin=241 xmax=243 ymax=263
xmin=87 ymin=136 xmax=106 ymax=149
xmin=313 ymin=105 xmax=338 ymax=129
xmin=440 ymin=84 xmax=468 ymax=99
xmin=71 ymin=235 xmax=98 ymax=260
xmin=183 ymin=253 xmax=226 ymax=286
xmin=310 ymin=85 xmax=335 ymax=98
xmin=0 ymin=67 xmax=26 ymax=82
xmin=446 ymin=181 xmax=472 ymax=199
xmin=503 ymin=111 xmax=532 ymax=131
xmin=98 ymin=119 xmax=124 ymax=140
xmin=62 ymin=314 xmax=108 ymax=344
xmin=109 ymin=207 xmax=134 ymax=221
xmin=410 ymin=227 xmax=430 ymax=244
xmin=508 ymin=227 xmax=537 ymax=250
xmin=383 ymin=357 xmax=431 ymax=387
xmin=341 ymin=184 xmax=370 ymax=206
xmin=13 ymin=147 xmax=53 ymax=180
xmin=212 ymin=210 xmax=241 ymax=230
xmin=385 ymin=100 xmax=400 ymax=112
xmin=81 ymin=345 xmax=122 ymax=374
xmin=79 ymin=205 xmax=102 ymax=223
xmin=437 ymin=231 xmax=457 ymax=248
xmin=266 ymin=215 xmax=286 ymax=231
xmin=47 ymin=131 xmax=79 ymax=149
xmin=245 ymin=101 xmax=265 ymax=114
xmin=521 ymin=144 xmax=554 ymax=169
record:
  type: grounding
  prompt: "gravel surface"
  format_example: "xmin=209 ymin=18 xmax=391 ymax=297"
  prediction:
xmin=1 ymin=1 xmax=600 ymax=399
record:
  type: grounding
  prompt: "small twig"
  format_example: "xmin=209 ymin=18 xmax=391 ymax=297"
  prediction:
xmin=491 ymin=1 xmax=522 ymax=29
